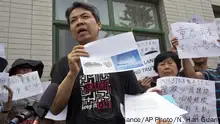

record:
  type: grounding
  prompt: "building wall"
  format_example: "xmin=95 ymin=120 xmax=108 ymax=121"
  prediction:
xmin=0 ymin=0 xmax=52 ymax=81
xmin=160 ymin=0 xmax=220 ymax=68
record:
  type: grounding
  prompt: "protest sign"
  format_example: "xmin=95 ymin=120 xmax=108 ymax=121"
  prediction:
xmin=169 ymin=15 xmax=206 ymax=48
xmin=136 ymin=39 xmax=160 ymax=56
xmin=9 ymin=71 xmax=43 ymax=101
xmin=0 ymin=73 xmax=9 ymax=102
xmin=134 ymin=39 xmax=160 ymax=80
xmin=171 ymin=22 xmax=220 ymax=58
xmin=157 ymin=76 xmax=218 ymax=124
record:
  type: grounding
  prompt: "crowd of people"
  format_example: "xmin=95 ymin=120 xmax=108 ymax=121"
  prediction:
xmin=0 ymin=1 xmax=220 ymax=124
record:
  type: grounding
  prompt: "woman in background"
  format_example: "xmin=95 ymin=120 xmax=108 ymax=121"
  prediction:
xmin=0 ymin=57 xmax=13 ymax=123
xmin=5 ymin=58 xmax=44 ymax=124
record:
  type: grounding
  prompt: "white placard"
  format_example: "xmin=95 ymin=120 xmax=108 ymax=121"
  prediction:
xmin=171 ymin=22 xmax=220 ymax=58
xmin=125 ymin=92 xmax=187 ymax=124
xmin=157 ymin=76 xmax=218 ymax=124
xmin=136 ymin=39 xmax=160 ymax=56
xmin=0 ymin=73 xmax=9 ymax=102
xmin=134 ymin=39 xmax=160 ymax=80
xmin=80 ymin=32 xmax=144 ymax=75
xmin=9 ymin=71 xmax=44 ymax=101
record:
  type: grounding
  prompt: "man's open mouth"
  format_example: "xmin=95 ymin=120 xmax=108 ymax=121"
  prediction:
xmin=77 ymin=28 xmax=88 ymax=35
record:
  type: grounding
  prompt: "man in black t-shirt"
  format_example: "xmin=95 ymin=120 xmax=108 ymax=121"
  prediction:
xmin=50 ymin=2 xmax=145 ymax=124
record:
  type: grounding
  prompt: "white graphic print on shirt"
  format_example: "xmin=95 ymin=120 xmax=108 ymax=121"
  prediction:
xmin=79 ymin=74 xmax=112 ymax=110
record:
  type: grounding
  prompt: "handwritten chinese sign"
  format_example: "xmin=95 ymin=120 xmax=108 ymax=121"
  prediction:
xmin=171 ymin=22 xmax=220 ymax=58
xmin=157 ymin=77 xmax=218 ymax=124
xmin=0 ymin=73 xmax=9 ymax=102
xmin=136 ymin=39 xmax=160 ymax=56
xmin=9 ymin=71 xmax=43 ymax=101
xmin=134 ymin=39 xmax=160 ymax=80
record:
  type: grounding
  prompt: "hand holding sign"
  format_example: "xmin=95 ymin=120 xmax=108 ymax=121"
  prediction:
xmin=171 ymin=37 xmax=179 ymax=50
xmin=68 ymin=45 xmax=89 ymax=76
xmin=216 ymin=39 xmax=220 ymax=47
xmin=147 ymin=86 xmax=162 ymax=95
xmin=2 ymin=85 xmax=13 ymax=112
xmin=0 ymin=73 xmax=9 ymax=102
xmin=139 ymin=77 xmax=154 ymax=90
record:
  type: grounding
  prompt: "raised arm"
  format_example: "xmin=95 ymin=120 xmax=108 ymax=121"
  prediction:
xmin=182 ymin=59 xmax=204 ymax=79
xmin=0 ymin=85 xmax=13 ymax=123
xmin=50 ymin=45 xmax=88 ymax=115
xmin=171 ymin=37 xmax=205 ymax=79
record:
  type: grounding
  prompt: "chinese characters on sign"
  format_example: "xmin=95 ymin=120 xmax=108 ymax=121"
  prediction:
xmin=171 ymin=22 xmax=220 ymax=58
xmin=134 ymin=39 xmax=160 ymax=80
xmin=136 ymin=39 xmax=160 ymax=56
xmin=157 ymin=77 xmax=218 ymax=124
xmin=0 ymin=73 xmax=9 ymax=102
xmin=9 ymin=71 xmax=43 ymax=101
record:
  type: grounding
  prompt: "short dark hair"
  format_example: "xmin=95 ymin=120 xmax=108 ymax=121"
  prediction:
xmin=65 ymin=2 xmax=101 ymax=25
xmin=50 ymin=63 xmax=56 ymax=79
xmin=153 ymin=51 xmax=181 ymax=73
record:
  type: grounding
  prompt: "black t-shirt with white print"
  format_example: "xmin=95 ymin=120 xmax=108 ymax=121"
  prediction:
xmin=51 ymin=56 xmax=144 ymax=124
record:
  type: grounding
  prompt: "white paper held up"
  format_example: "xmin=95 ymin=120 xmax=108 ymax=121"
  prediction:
xmin=80 ymin=32 xmax=144 ymax=75
xmin=157 ymin=76 xmax=218 ymax=124
xmin=125 ymin=92 xmax=187 ymax=124
xmin=134 ymin=39 xmax=160 ymax=80
xmin=0 ymin=73 xmax=9 ymax=102
xmin=9 ymin=71 xmax=44 ymax=101
xmin=171 ymin=22 xmax=220 ymax=58
xmin=136 ymin=39 xmax=160 ymax=56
